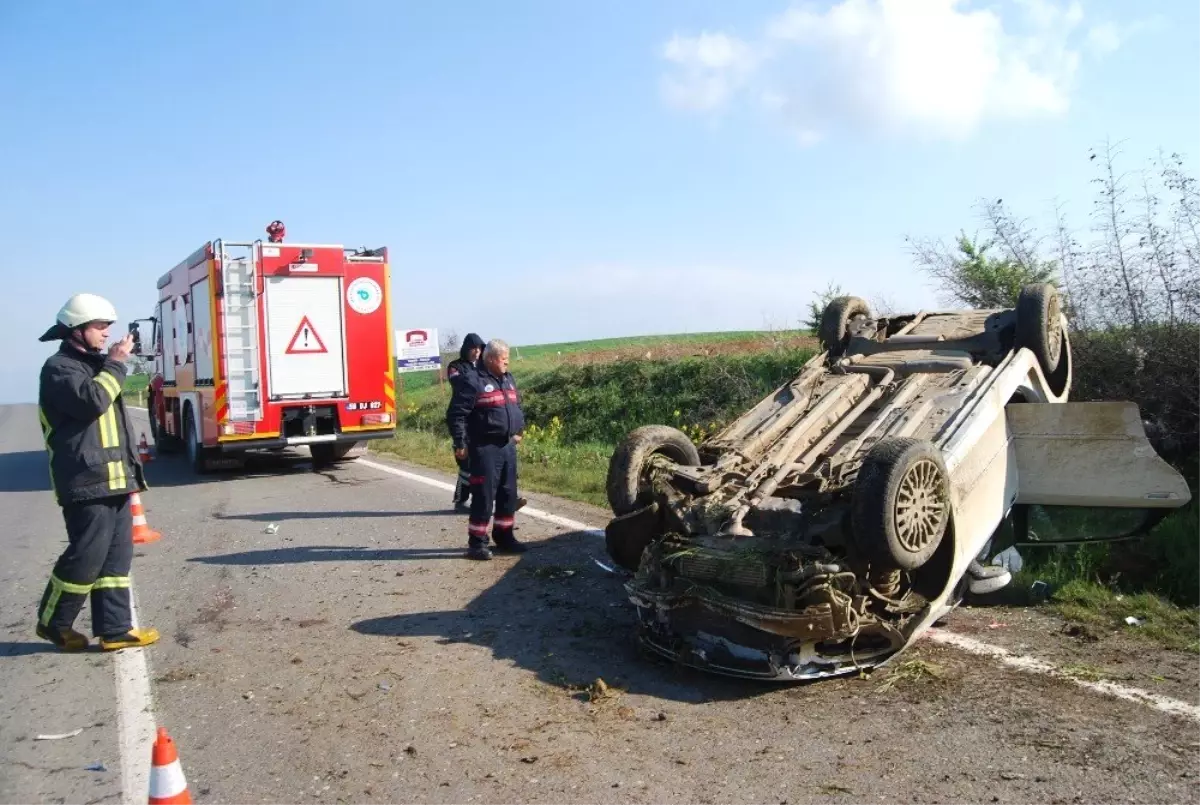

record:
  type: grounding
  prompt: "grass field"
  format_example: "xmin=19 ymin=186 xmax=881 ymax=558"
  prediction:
xmin=397 ymin=329 xmax=814 ymax=392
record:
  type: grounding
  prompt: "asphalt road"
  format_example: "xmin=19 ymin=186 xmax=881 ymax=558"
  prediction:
xmin=1 ymin=403 xmax=1197 ymax=804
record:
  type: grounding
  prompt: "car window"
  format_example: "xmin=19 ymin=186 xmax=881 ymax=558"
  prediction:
xmin=1014 ymin=504 xmax=1166 ymax=545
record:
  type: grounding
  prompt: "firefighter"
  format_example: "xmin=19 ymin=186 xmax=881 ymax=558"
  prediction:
xmin=446 ymin=333 xmax=485 ymax=511
xmin=33 ymin=294 xmax=160 ymax=651
xmin=446 ymin=339 xmax=529 ymax=560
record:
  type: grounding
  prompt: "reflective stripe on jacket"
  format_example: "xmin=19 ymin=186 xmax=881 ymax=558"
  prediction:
xmin=446 ymin=367 xmax=525 ymax=450
xmin=38 ymin=344 xmax=145 ymax=505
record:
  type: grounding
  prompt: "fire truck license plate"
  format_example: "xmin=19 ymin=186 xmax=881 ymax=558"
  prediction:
xmin=347 ymin=401 xmax=383 ymax=411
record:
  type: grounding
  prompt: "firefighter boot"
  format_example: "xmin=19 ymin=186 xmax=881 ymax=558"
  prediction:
xmin=99 ymin=627 xmax=160 ymax=651
xmin=466 ymin=543 xmax=493 ymax=561
xmin=36 ymin=623 xmax=89 ymax=652
xmin=491 ymin=519 xmax=527 ymax=554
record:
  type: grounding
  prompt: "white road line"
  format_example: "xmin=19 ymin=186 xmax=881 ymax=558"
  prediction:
xmin=115 ymin=587 xmax=156 ymax=802
xmin=360 ymin=454 xmax=1200 ymax=722
xmin=357 ymin=458 xmax=604 ymax=537
xmin=926 ymin=629 xmax=1200 ymax=723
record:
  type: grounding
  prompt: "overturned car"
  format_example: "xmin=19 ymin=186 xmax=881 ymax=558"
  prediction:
xmin=604 ymin=285 xmax=1191 ymax=681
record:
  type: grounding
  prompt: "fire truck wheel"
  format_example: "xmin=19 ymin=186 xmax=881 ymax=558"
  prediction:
xmin=183 ymin=410 xmax=211 ymax=474
xmin=310 ymin=442 xmax=360 ymax=466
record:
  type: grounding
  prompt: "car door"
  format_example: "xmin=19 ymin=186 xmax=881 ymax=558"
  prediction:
xmin=1006 ymin=401 xmax=1192 ymax=545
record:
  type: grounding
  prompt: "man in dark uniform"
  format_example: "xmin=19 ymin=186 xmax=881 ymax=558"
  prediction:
xmin=446 ymin=339 xmax=529 ymax=560
xmin=34 ymin=293 xmax=160 ymax=651
xmin=446 ymin=332 xmax=485 ymax=511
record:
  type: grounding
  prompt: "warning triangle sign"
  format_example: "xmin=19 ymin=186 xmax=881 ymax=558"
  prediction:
xmin=285 ymin=316 xmax=329 ymax=354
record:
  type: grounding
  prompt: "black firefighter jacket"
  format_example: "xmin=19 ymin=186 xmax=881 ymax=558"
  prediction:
xmin=39 ymin=344 xmax=146 ymax=506
xmin=446 ymin=367 xmax=526 ymax=450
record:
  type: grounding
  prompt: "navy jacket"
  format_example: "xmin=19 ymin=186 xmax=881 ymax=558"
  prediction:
xmin=39 ymin=344 xmax=146 ymax=506
xmin=446 ymin=367 xmax=526 ymax=450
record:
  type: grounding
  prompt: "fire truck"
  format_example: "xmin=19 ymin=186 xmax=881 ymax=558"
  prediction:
xmin=131 ymin=224 xmax=397 ymax=472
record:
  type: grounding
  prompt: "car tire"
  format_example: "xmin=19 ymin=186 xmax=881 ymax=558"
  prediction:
xmin=1015 ymin=283 xmax=1064 ymax=377
xmin=819 ymin=296 xmax=872 ymax=357
xmin=852 ymin=437 xmax=950 ymax=571
xmin=606 ymin=425 xmax=701 ymax=516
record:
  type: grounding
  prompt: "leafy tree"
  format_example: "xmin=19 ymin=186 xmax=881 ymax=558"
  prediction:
xmin=906 ymin=199 xmax=1059 ymax=309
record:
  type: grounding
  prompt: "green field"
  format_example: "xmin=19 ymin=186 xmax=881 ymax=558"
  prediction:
xmin=123 ymin=373 xmax=150 ymax=406
xmin=396 ymin=329 xmax=814 ymax=393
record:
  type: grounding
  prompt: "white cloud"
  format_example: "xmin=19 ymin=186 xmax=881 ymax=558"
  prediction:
xmin=659 ymin=0 xmax=1141 ymax=143
xmin=660 ymin=32 xmax=759 ymax=111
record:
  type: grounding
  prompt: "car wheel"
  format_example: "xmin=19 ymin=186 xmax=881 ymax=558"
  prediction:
xmin=606 ymin=425 xmax=701 ymax=516
xmin=1015 ymin=283 xmax=1064 ymax=377
xmin=852 ymin=437 xmax=950 ymax=571
xmin=819 ymin=296 xmax=872 ymax=357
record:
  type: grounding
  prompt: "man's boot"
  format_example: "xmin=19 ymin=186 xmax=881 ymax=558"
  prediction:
xmin=99 ymin=627 xmax=160 ymax=651
xmin=465 ymin=536 xmax=492 ymax=561
xmin=36 ymin=623 xmax=89 ymax=652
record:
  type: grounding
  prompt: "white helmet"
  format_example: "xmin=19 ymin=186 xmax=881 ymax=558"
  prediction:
xmin=39 ymin=293 xmax=119 ymax=342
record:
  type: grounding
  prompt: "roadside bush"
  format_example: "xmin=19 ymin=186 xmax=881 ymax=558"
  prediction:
xmin=519 ymin=349 xmax=816 ymax=445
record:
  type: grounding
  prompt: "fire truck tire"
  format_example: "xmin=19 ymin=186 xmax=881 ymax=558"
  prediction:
xmin=146 ymin=394 xmax=180 ymax=453
xmin=310 ymin=442 xmax=360 ymax=465
xmin=183 ymin=408 xmax=213 ymax=474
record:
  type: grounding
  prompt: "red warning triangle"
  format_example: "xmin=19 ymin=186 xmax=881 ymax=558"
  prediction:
xmin=285 ymin=316 xmax=328 ymax=354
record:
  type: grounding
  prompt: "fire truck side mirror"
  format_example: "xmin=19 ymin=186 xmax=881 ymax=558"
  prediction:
xmin=128 ymin=323 xmax=143 ymax=356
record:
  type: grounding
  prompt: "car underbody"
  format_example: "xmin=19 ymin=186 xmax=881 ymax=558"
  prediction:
xmin=603 ymin=287 xmax=1191 ymax=680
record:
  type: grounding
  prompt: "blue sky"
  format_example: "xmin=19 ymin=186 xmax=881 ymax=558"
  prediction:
xmin=1 ymin=0 xmax=1196 ymax=403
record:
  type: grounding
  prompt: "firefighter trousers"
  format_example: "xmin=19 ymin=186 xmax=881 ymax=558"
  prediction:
xmin=37 ymin=494 xmax=134 ymax=638
xmin=467 ymin=440 xmax=518 ymax=547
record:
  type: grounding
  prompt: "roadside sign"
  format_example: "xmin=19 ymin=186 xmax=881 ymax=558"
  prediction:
xmin=395 ymin=328 xmax=442 ymax=373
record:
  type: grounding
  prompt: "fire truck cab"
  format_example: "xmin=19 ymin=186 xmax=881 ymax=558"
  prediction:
xmin=132 ymin=232 xmax=397 ymax=472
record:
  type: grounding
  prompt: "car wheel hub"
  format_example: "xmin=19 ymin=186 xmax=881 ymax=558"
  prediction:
xmin=894 ymin=459 xmax=947 ymax=553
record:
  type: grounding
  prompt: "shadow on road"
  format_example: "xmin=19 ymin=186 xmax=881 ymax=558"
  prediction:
xmin=189 ymin=545 xmax=469 ymax=565
xmin=0 ymin=641 xmax=58 ymax=658
xmin=143 ymin=451 xmax=325 ymax=489
xmin=351 ymin=528 xmax=793 ymax=705
xmin=0 ymin=450 xmax=52 ymax=493
xmin=213 ymin=509 xmax=460 ymax=523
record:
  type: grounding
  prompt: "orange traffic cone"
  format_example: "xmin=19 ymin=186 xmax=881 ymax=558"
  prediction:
xmin=131 ymin=492 xmax=162 ymax=545
xmin=148 ymin=727 xmax=192 ymax=804
xmin=138 ymin=433 xmax=153 ymax=463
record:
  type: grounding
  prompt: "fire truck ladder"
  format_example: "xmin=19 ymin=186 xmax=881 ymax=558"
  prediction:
xmin=217 ymin=241 xmax=262 ymax=422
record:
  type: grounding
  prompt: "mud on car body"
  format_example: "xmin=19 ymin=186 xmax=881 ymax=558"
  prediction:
xmin=604 ymin=285 xmax=1192 ymax=681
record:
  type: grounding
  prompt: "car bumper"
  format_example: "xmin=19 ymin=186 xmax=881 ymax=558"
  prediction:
xmin=628 ymin=585 xmax=901 ymax=682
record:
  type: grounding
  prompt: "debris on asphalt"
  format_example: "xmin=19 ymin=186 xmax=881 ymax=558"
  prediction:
xmin=85 ymin=762 xmax=107 ymax=772
xmin=264 ymin=523 xmax=279 ymax=534
xmin=592 ymin=558 xmax=617 ymax=574
xmin=35 ymin=728 xmax=83 ymax=741
xmin=243 ymin=691 xmax=255 ymax=700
